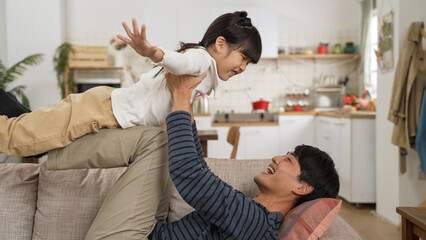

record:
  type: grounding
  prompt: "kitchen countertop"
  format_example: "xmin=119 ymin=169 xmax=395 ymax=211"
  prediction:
xmin=279 ymin=110 xmax=375 ymax=119
xmin=278 ymin=110 xmax=317 ymax=115
xmin=200 ymin=110 xmax=376 ymax=126
xmin=317 ymin=111 xmax=376 ymax=119
xmin=194 ymin=113 xmax=212 ymax=116
xmin=212 ymin=122 xmax=279 ymax=127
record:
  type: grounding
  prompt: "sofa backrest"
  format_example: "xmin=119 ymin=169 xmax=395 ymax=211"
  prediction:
xmin=0 ymin=158 xmax=269 ymax=239
xmin=0 ymin=163 xmax=39 ymax=240
xmin=168 ymin=158 xmax=270 ymax=222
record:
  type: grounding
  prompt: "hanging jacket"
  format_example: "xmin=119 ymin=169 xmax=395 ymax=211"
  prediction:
xmin=388 ymin=22 xmax=426 ymax=159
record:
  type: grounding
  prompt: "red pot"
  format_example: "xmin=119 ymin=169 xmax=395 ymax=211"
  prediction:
xmin=252 ymin=99 xmax=269 ymax=111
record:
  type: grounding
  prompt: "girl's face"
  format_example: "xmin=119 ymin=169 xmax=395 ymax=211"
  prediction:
xmin=216 ymin=48 xmax=251 ymax=81
xmin=208 ymin=37 xmax=252 ymax=81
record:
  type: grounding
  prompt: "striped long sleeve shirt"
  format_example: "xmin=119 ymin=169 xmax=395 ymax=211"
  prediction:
xmin=149 ymin=111 xmax=283 ymax=240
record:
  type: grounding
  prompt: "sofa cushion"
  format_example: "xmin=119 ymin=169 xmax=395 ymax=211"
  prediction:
xmin=168 ymin=158 xmax=272 ymax=222
xmin=32 ymin=163 xmax=126 ymax=240
xmin=321 ymin=215 xmax=362 ymax=240
xmin=0 ymin=163 xmax=39 ymax=240
xmin=278 ymin=198 xmax=342 ymax=240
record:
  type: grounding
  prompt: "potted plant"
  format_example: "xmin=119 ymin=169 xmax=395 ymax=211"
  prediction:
xmin=53 ymin=42 xmax=74 ymax=98
xmin=0 ymin=54 xmax=43 ymax=163
xmin=0 ymin=54 xmax=44 ymax=108
xmin=110 ymin=37 xmax=127 ymax=66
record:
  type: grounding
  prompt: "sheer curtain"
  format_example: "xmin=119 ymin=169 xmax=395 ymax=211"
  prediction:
xmin=358 ymin=0 xmax=375 ymax=97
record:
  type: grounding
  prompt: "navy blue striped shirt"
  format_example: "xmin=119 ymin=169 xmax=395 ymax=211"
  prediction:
xmin=149 ymin=111 xmax=283 ymax=239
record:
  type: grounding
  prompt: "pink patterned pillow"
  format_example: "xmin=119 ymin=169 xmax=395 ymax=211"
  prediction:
xmin=278 ymin=198 xmax=342 ymax=240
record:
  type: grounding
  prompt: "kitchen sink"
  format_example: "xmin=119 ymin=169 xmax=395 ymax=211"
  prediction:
xmin=214 ymin=112 xmax=278 ymax=123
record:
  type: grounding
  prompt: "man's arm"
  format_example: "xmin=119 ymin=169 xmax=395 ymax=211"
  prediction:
xmin=165 ymin=73 xmax=276 ymax=240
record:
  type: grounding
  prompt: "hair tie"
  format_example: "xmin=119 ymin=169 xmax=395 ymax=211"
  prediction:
xmin=233 ymin=24 xmax=253 ymax=29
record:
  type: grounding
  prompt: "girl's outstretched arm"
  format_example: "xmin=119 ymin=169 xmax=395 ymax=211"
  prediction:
xmin=117 ymin=18 xmax=164 ymax=63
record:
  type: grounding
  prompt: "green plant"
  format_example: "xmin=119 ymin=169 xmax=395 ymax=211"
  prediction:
xmin=53 ymin=42 xmax=74 ymax=98
xmin=0 ymin=54 xmax=44 ymax=108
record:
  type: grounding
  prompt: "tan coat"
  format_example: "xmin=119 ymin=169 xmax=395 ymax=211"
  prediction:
xmin=388 ymin=22 xmax=426 ymax=152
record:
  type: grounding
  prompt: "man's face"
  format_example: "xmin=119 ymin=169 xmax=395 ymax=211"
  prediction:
xmin=254 ymin=152 xmax=304 ymax=197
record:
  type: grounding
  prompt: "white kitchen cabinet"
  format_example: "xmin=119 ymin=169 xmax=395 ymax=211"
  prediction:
xmin=194 ymin=115 xmax=213 ymax=130
xmin=207 ymin=126 xmax=233 ymax=159
xmin=314 ymin=116 xmax=375 ymax=204
xmin=238 ymin=126 xmax=280 ymax=159
xmin=279 ymin=115 xmax=315 ymax=152
xmin=207 ymin=125 xmax=280 ymax=160
xmin=194 ymin=116 xmax=234 ymax=159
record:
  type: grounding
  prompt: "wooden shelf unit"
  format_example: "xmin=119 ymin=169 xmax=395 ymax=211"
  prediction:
xmin=278 ymin=54 xmax=360 ymax=59
xmin=64 ymin=66 xmax=124 ymax=97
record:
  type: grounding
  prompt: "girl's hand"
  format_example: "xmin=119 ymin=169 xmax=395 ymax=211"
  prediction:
xmin=117 ymin=18 xmax=164 ymax=62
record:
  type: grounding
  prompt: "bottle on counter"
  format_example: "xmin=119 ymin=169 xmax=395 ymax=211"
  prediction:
xmin=344 ymin=42 xmax=356 ymax=54
xmin=332 ymin=43 xmax=343 ymax=54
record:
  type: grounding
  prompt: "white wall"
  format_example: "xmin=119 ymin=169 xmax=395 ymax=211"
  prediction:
xmin=0 ymin=0 xmax=6 ymax=63
xmin=4 ymin=0 xmax=65 ymax=109
xmin=65 ymin=0 xmax=361 ymax=113
xmin=376 ymin=0 xmax=426 ymax=225
xmin=2 ymin=0 xmax=361 ymax=111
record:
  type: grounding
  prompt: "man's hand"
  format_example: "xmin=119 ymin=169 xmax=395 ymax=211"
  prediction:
xmin=117 ymin=18 xmax=164 ymax=62
xmin=165 ymin=71 xmax=206 ymax=114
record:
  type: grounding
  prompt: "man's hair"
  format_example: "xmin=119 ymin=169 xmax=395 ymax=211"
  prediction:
xmin=293 ymin=145 xmax=340 ymax=207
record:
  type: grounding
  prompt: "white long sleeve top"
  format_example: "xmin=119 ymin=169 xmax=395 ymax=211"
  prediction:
xmin=111 ymin=47 xmax=219 ymax=128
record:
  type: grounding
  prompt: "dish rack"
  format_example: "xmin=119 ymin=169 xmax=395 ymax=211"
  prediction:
xmin=284 ymin=87 xmax=311 ymax=112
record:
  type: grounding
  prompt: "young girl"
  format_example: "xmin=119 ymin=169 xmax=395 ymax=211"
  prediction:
xmin=0 ymin=11 xmax=262 ymax=157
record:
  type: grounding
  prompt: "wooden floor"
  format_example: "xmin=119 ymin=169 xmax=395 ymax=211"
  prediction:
xmin=338 ymin=199 xmax=400 ymax=240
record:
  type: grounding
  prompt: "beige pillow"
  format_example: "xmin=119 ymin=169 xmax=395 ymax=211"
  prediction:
xmin=0 ymin=163 xmax=39 ymax=240
xmin=32 ymin=163 xmax=125 ymax=240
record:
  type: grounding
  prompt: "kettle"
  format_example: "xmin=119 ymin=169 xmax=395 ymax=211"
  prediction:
xmin=192 ymin=92 xmax=209 ymax=113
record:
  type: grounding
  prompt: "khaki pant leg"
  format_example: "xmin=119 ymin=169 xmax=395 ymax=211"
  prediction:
xmin=46 ymin=127 xmax=143 ymax=170
xmin=78 ymin=127 xmax=171 ymax=240
xmin=0 ymin=86 xmax=118 ymax=157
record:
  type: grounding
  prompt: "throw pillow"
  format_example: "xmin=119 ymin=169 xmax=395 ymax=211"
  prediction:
xmin=278 ymin=198 xmax=342 ymax=240
xmin=0 ymin=163 xmax=39 ymax=240
xmin=32 ymin=163 xmax=126 ymax=240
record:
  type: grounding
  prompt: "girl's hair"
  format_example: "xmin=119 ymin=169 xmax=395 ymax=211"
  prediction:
xmin=178 ymin=11 xmax=262 ymax=63
xmin=154 ymin=11 xmax=262 ymax=77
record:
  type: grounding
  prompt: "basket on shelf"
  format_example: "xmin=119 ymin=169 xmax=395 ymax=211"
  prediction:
xmin=68 ymin=45 xmax=108 ymax=68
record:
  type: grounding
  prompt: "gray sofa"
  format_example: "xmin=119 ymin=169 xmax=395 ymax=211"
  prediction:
xmin=0 ymin=158 xmax=362 ymax=240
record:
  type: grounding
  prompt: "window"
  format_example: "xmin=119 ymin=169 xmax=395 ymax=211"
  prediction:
xmin=365 ymin=10 xmax=378 ymax=100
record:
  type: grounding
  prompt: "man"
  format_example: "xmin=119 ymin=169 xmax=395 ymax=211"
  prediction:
xmin=20 ymin=72 xmax=339 ymax=239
